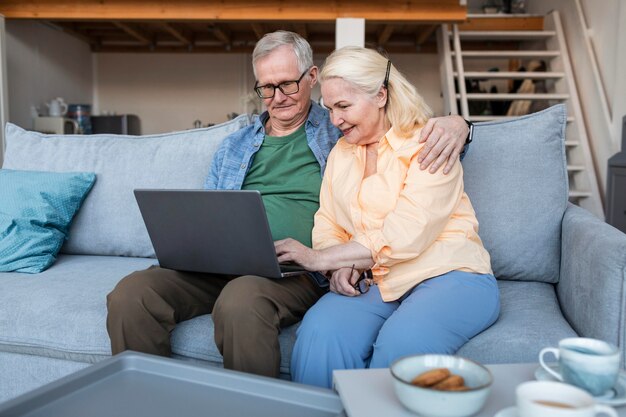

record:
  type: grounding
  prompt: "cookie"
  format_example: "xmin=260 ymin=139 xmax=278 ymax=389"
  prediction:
xmin=411 ymin=368 xmax=451 ymax=387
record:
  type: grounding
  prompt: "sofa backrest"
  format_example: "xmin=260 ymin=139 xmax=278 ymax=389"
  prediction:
xmin=3 ymin=106 xmax=569 ymax=281
xmin=2 ymin=115 xmax=252 ymax=258
xmin=462 ymin=104 xmax=569 ymax=283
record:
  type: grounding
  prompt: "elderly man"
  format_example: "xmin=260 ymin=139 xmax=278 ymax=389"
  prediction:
xmin=106 ymin=31 xmax=470 ymax=378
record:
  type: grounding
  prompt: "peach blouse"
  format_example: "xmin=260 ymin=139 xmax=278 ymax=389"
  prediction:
xmin=312 ymin=127 xmax=492 ymax=301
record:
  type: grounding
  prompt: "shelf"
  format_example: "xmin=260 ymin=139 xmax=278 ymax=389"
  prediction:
xmin=569 ymin=191 xmax=592 ymax=199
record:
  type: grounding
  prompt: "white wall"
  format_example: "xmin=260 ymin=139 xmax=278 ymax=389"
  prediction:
xmin=94 ymin=52 xmax=443 ymax=134
xmin=5 ymin=21 xmax=92 ymax=130
xmin=578 ymin=0 xmax=617 ymax=112
xmin=390 ymin=54 xmax=444 ymax=116
xmin=612 ymin=2 xmax=626 ymax=150
xmin=95 ymin=53 xmax=251 ymax=134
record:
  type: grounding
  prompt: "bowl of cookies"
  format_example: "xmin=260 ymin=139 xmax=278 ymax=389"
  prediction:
xmin=390 ymin=354 xmax=492 ymax=417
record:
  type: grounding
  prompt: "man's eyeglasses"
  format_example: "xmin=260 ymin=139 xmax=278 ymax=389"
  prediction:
xmin=349 ymin=264 xmax=373 ymax=294
xmin=254 ymin=69 xmax=309 ymax=99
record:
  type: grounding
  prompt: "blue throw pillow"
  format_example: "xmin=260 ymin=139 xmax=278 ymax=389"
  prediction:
xmin=0 ymin=169 xmax=96 ymax=273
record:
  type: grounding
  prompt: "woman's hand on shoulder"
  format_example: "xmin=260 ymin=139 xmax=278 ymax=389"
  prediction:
xmin=275 ymin=238 xmax=322 ymax=271
xmin=329 ymin=267 xmax=360 ymax=297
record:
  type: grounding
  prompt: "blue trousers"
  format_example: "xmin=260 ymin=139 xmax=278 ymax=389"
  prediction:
xmin=290 ymin=270 xmax=500 ymax=388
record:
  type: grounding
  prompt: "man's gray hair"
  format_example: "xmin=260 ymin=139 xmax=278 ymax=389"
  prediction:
xmin=252 ymin=30 xmax=313 ymax=78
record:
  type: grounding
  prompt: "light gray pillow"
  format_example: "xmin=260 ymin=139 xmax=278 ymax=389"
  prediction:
xmin=2 ymin=115 xmax=252 ymax=258
xmin=462 ymin=104 xmax=568 ymax=283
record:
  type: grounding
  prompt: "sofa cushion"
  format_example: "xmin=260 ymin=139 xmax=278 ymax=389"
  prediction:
xmin=462 ymin=105 xmax=568 ymax=283
xmin=0 ymin=169 xmax=95 ymax=273
xmin=457 ymin=280 xmax=577 ymax=363
xmin=171 ymin=314 xmax=298 ymax=376
xmin=0 ymin=254 xmax=296 ymax=374
xmin=0 ymin=255 xmax=157 ymax=362
xmin=2 ymin=115 xmax=252 ymax=258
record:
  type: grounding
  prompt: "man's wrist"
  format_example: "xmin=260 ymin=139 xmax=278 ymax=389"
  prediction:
xmin=314 ymin=249 xmax=329 ymax=272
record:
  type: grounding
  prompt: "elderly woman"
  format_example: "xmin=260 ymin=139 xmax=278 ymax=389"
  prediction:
xmin=275 ymin=46 xmax=500 ymax=389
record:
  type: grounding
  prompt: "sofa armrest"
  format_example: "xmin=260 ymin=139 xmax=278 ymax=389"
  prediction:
xmin=558 ymin=203 xmax=626 ymax=352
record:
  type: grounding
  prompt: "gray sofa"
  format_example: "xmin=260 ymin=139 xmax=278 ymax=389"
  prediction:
xmin=1 ymin=104 xmax=625 ymax=404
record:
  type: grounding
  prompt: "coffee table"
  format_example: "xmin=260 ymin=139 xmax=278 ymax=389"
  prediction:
xmin=333 ymin=363 xmax=626 ymax=417
xmin=0 ymin=351 xmax=345 ymax=417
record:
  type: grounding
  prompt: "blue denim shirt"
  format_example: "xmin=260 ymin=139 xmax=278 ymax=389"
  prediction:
xmin=204 ymin=101 xmax=341 ymax=190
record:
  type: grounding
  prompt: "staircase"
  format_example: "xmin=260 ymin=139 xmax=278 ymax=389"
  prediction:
xmin=437 ymin=11 xmax=604 ymax=218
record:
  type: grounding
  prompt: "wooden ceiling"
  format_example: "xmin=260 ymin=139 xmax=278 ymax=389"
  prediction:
xmin=0 ymin=0 xmax=468 ymax=53
xmin=39 ymin=20 xmax=445 ymax=53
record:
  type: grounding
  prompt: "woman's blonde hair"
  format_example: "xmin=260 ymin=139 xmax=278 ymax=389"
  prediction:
xmin=320 ymin=46 xmax=432 ymax=137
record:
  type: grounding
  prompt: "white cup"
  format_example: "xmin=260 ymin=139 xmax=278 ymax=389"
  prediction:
xmin=517 ymin=381 xmax=618 ymax=417
xmin=539 ymin=338 xmax=620 ymax=396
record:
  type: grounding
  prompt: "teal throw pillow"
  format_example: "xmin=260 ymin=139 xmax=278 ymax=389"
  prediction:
xmin=0 ymin=169 xmax=96 ymax=273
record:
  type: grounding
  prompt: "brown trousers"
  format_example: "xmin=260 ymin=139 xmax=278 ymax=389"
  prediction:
xmin=106 ymin=266 xmax=326 ymax=378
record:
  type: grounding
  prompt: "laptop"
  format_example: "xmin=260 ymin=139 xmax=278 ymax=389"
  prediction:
xmin=134 ymin=189 xmax=326 ymax=284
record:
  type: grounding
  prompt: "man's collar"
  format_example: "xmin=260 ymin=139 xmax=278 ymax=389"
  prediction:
xmin=254 ymin=111 xmax=269 ymax=134
xmin=306 ymin=101 xmax=327 ymax=127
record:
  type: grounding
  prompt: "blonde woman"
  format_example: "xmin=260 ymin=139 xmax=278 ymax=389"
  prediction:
xmin=275 ymin=46 xmax=499 ymax=388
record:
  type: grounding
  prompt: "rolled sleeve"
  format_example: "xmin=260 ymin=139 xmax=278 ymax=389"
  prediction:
xmin=352 ymin=231 xmax=390 ymax=265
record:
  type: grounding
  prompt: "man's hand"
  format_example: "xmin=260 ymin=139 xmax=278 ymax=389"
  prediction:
xmin=275 ymin=238 xmax=321 ymax=271
xmin=418 ymin=115 xmax=468 ymax=174
xmin=329 ymin=266 xmax=360 ymax=297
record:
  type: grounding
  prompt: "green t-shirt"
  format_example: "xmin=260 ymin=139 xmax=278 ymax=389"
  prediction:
xmin=242 ymin=124 xmax=321 ymax=248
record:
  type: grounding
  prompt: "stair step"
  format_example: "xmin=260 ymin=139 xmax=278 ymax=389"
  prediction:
xmin=567 ymin=165 xmax=586 ymax=172
xmin=569 ymin=191 xmax=592 ymax=199
xmin=452 ymin=50 xmax=561 ymax=59
xmin=468 ymin=115 xmax=575 ymax=123
xmin=455 ymin=30 xmax=556 ymax=40
xmin=460 ymin=93 xmax=570 ymax=100
xmin=457 ymin=71 xmax=565 ymax=79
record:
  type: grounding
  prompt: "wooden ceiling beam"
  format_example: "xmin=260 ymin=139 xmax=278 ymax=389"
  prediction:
xmin=0 ymin=0 xmax=466 ymax=22
xmin=160 ymin=23 xmax=193 ymax=46
xmin=415 ymin=24 xmax=437 ymax=46
xmin=91 ymin=42 xmax=439 ymax=54
xmin=209 ymin=24 xmax=231 ymax=45
xmin=377 ymin=25 xmax=394 ymax=45
xmin=112 ymin=21 xmax=151 ymax=44
xmin=251 ymin=23 xmax=265 ymax=40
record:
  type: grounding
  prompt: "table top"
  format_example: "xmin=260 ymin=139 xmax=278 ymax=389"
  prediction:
xmin=333 ymin=363 xmax=626 ymax=417
xmin=0 ymin=352 xmax=345 ymax=417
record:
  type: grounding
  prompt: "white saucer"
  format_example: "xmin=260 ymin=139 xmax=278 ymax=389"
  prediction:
xmin=535 ymin=364 xmax=626 ymax=406
xmin=493 ymin=406 xmax=518 ymax=417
